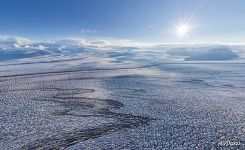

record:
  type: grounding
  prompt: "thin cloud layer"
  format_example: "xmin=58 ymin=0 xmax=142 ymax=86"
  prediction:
xmin=0 ymin=35 xmax=244 ymax=61
xmin=57 ymin=38 xmax=151 ymax=50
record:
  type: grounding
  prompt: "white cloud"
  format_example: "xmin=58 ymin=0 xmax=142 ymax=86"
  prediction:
xmin=57 ymin=37 xmax=152 ymax=50
xmin=0 ymin=36 xmax=31 ymax=50
xmin=0 ymin=35 xmax=50 ymax=51
xmin=35 ymin=45 xmax=48 ymax=50
xmin=0 ymin=35 xmax=31 ymax=44
xmin=0 ymin=35 xmax=244 ymax=61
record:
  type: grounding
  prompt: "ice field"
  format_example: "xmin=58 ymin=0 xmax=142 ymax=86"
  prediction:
xmin=0 ymin=44 xmax=245 ymax=149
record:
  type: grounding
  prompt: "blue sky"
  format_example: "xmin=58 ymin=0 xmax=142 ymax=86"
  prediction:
xmin=0 ymin=0 xmax=245 ymax=43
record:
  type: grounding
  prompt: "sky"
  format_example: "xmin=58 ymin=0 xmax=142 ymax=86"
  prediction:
xmin=0 ymin=0 xmax=245 ymax=43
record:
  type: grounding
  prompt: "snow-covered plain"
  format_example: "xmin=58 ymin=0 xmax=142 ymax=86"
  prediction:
xmin=0 ymin=42 xmax=245 ymax=149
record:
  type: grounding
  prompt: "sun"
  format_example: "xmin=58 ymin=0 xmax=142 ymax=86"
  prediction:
xmin=175 ymin=24 xmax=190 ymax=37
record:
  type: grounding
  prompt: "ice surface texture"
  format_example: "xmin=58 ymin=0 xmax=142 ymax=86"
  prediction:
xmin=0 ymin=46 xmax=245 ymax=149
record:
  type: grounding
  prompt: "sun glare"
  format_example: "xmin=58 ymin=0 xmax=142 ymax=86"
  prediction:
xmin=175 ymin=24 xmax=190 ymax=37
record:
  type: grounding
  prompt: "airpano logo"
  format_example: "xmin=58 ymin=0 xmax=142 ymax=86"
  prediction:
xmin=218 ymin=140 xmax=241 ymax=147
